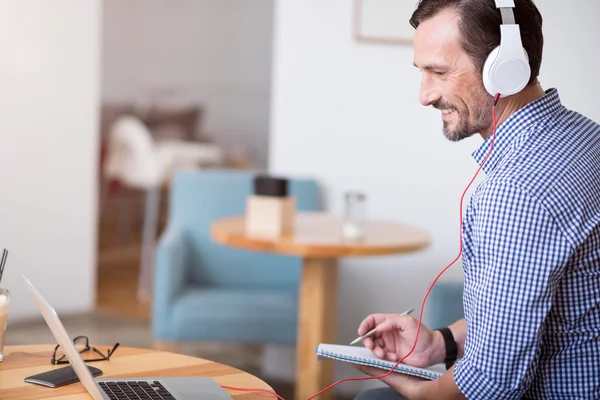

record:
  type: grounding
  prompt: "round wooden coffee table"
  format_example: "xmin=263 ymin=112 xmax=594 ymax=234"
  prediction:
xmin=211 ymin=211 xmax=431 ymax=400
xmin=0 ymin=345 xmax=274 ymax=399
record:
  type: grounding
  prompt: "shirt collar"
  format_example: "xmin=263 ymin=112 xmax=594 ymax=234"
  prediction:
xmin=472 ymin=88 xmax=564 ymax=174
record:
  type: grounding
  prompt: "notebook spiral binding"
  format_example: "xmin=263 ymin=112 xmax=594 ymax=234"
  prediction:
xmin=317 ymin=348 xmax=442 ymax=380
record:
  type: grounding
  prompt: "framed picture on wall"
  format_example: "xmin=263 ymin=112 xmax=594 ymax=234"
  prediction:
xmin=354 ymin=0 xmax=416 ymax=46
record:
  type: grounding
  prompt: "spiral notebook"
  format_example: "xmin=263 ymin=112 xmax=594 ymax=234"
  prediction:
xmin=316 ymin=344 xmax=445 ymax=381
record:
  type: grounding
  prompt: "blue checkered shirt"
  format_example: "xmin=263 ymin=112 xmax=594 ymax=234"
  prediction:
xmin=453 ymin=88 xmax=600 ymax=399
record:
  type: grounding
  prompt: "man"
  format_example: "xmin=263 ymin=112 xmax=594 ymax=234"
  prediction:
xmin=352 ymin=1 xmax=600 ymax=399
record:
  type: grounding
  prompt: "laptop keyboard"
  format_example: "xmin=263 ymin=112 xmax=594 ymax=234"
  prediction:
xmin=99 ymin=380 xmax=175 ymax=400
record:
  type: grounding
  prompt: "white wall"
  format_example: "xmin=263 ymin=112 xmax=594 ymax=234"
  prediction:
xmin=268 ymin=0 xmax=600 ymax=395
xmin=0 ymin=1 xmax=100 ymax=322
xmin=102 ymin=0 xmax=274 ymax=168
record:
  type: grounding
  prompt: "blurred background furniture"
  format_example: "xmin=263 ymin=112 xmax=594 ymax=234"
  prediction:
xmin=152 ymin=170 xmax=320 ymax=352
xmin=98 ymin=101 xmax=254 ymax=250
xmin=98 ymin=102 xmax=215 ymax=251
xmin=425 ymin=280 xmax=465 ymax=329
xmin=102 ymin=115 xmax=224 ymax=301
xmin=210 ymin=212 xmax=431 ymax=400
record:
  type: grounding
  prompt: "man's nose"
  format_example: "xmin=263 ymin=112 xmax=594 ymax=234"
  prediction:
xmin=419 ymin=77 xmax=441 ymax=107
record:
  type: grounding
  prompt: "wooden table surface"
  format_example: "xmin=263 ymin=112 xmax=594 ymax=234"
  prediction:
xmin=211 ymin=211 xmax=431 ymax=257
xmin=0 ymin=345 xmax=275 ymax=400
xmin=211 ymin=211 xmax=431 ymax=400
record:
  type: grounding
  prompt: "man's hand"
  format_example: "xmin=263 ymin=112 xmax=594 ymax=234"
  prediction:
xmin=353 ymin=364 xmax=466 ymax=400
xmin=353 ymin=364 xmax=429 ymax=399
xmin=357 ymin=313 xmax=445 ymax=367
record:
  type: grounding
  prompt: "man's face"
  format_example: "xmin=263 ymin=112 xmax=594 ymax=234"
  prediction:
xmin=413 ymin=8 xmax=493 ymax=141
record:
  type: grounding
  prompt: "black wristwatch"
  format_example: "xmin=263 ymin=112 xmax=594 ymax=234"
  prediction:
xmin=436 ymin=327 xmax=458 ymax=369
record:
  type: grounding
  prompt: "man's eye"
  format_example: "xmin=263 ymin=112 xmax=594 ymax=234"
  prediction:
xmin=435 ymin=71 xmax=446 ymax=76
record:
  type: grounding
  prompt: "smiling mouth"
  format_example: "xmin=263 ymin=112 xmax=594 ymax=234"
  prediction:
xmin=441 ymin=109 xmax=456 ymax=115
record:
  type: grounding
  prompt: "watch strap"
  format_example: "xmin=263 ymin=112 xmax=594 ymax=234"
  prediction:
xmin=437 ymin=327 xmax=458 ymax=369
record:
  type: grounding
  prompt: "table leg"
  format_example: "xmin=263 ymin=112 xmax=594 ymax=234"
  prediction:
xmin=295 ymin=257 xmax=339 ymax=400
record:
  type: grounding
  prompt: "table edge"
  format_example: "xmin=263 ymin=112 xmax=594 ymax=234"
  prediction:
xmin=210 ymin=214 xmax=432 ymax=257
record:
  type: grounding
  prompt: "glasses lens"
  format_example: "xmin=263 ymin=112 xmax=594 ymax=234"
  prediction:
xmin=74 ymin=337 xmax=88 ymax=352
xmin=55 ymin=346 xmax=65 ymax=360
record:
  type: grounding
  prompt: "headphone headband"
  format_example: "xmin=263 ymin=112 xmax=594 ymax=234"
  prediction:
xmin=499 ymin=7 xmax=515 ymax=24
xmin=494 ymin=0 xmax=515 ymax=7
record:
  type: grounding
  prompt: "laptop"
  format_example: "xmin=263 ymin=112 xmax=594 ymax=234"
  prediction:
xmin=21 ymin=274 xmax=234 ymax=400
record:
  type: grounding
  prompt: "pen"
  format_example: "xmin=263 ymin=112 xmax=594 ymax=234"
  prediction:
xmin=349 ymin=308 xmax=415 ymax=345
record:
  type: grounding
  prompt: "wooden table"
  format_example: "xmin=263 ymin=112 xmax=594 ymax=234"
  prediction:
xmin=0 ymin=345 xmax=274 ymax=400
xmin=211 ymin=212 xmax=431 ymax=400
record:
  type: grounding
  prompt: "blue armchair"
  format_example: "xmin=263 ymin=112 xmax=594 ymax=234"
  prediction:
xmin=151 ymin=170 xmax=320 ymax=348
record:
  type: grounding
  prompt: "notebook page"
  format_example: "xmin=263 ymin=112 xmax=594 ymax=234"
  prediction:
xmin=316 ymin=344 xmax=444 ymax=380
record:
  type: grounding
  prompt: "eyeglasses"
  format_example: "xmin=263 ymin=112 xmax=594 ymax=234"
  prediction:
xmin=51 ymin=336 xmax=120 ymax=365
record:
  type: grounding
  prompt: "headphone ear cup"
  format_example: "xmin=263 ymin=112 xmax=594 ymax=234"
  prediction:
xmin=482 ymin=45 xmax=531 ymax=98
xmin=482 ymin=46 xmax=501 ymax=97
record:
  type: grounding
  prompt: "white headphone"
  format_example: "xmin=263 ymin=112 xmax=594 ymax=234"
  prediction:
xmin=482 ymin=0 xmax=531 ymax=98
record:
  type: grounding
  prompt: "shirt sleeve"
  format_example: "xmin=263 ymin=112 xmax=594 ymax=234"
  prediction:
xmin=453 ymin=180 xmax=573 ymax=399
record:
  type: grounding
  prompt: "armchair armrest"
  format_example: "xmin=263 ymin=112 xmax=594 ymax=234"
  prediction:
xmin=152 ymin=223 xmax=191 ymax=339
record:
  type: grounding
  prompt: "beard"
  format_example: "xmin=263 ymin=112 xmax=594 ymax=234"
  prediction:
xmin=435 ymin=95 xmax=495 ymax=142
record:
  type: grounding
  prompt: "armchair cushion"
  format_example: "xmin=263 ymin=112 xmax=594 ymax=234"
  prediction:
xmin=169 ymin=287 xmax=298 ymax=344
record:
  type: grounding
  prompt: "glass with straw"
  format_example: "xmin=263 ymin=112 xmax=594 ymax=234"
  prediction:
xmin=0 ymin=249 xmax=9 ymax=362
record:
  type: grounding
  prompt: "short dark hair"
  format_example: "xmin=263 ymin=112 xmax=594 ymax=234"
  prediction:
xmin=409 ymin=0 xmax=543 ymax=86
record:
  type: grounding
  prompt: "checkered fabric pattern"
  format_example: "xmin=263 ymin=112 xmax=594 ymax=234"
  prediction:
xmin=453 ymin=88 xmax=600 ymax=399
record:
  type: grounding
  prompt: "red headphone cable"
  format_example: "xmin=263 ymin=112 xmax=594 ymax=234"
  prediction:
xmin=222 ymin=92 xmax=502 ymax=399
